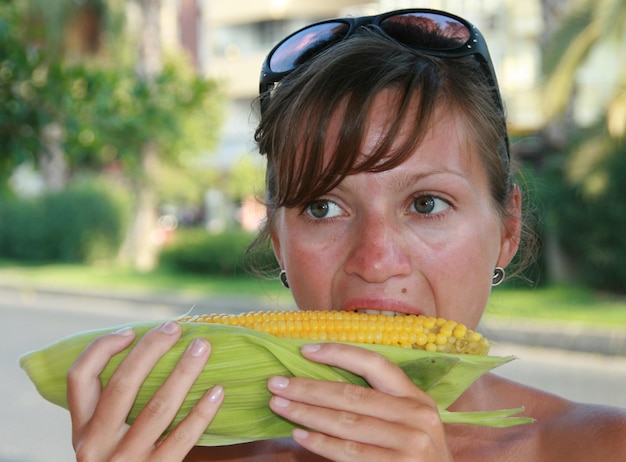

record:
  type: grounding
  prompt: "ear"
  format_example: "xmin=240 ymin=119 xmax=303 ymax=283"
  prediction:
xmin=497 ymin=184 xmax=522 ymax=268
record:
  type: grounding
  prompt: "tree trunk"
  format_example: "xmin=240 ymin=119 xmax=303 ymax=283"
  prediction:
xmin=539 ymin=0 xmax=576 ymax=284
xmin=118 ymin=0 xmax=163 ymax=271
xmin=118 ymin=142 xmax=160 ymax=271
xmin=39 ymin=122 xmax=68 ymax=191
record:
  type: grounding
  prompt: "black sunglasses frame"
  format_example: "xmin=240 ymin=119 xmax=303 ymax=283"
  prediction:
xmin=259 ymin=8 xmax=509 ymax=163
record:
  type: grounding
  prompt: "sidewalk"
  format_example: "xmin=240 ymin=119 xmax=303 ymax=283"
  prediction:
xmin=481 ymin=318 xmax=626 ymax=357
xmin=5 ymin=283 xmax=626 ymax=356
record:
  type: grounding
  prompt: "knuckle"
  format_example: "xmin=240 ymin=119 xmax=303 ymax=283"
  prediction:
xmin=190 ymin=398 xmax=217 ymax=422
xmin=342 ymin=439 xmax=364 ymax=457
xmin=420 ymin=405 xmax=443 ymax=429
xmin=370 ymin=351 xmax=395 ymax=370
xmin=408 ymin=431 xmax=433 ymax=452
xmin=169 ymin=427 xmax=193 ymax=446
xmin=104 ymin=373 xmax=134 ymax=397
xmin=342 ymin=383 xmax=371 ymax=402
xmin=337 ymin=410 xmax=359 ymax=426
xmin=143 ymin=396 xmax=169 ymax=418
xmin=173 ymin=358 xmax=201 ymax=380
xmin=66 ymin=363 xmax=82 ymax=388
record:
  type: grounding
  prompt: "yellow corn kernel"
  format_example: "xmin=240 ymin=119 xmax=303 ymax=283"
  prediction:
xmin=179 ymin=311 xmax=489 ymax=355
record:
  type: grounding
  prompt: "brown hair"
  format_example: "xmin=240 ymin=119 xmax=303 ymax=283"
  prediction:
xmin=250 ymin=29 xmax=533 ymax=277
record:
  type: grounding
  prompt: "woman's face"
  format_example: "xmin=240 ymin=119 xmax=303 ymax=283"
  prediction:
xmin=270 ymin=91 xmax=520 ymax=329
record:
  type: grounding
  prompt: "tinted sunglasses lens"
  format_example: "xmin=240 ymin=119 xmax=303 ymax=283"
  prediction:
xmin=269 ymin=22 xmax=350 ymax=73
xmin=380 ymin=12 xmax=470 ymax=49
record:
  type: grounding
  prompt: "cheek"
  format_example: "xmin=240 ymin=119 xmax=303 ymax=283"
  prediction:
xmin=433 ymin=222 xmax=500 ymax=326
xmin=278 ymin=231 xmax=341 ymax=310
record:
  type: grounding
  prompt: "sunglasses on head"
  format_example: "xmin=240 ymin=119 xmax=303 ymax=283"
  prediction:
xmin=259 ymin=8 xmax=510 ymax=163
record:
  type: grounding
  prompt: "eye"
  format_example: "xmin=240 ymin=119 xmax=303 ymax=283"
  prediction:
xmin=412 ymin=195 xmax=449 ymax=215
xmin=305 ymin=199 xmax=343 ymax=219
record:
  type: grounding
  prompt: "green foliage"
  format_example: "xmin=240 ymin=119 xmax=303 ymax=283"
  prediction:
xmin=0 ymin=2 xmax=44 ymax=184
xmin=159 ymin=229 xmax=278 ymax=276
xmin=0 ymin=178 xmax=130 ymax=262
xmin=545 ymin=136 xmax=626 ymax=294
xmin=0 ymin=1 xmax=224 ymax=195
xmin=541 ymin=0 xmax=626 ymax=123
xmin=226 ymin=156 xmax=266 ymax=202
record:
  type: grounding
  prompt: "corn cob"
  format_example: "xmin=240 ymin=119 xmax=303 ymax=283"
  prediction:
xmin=20 ymin=313 xmax=531 ymax=447
xmin=180 ymin=311 xmax=490 ymax=355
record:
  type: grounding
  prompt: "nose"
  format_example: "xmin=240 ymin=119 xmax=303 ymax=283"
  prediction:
xmin=343 ymin=214 xmax=412 ymax=283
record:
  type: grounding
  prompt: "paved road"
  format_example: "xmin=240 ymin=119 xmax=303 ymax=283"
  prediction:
xmin=3 ymin=287 xmax=626 ymax=462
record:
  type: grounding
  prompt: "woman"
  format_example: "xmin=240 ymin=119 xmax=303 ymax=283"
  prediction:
xmin=67 ymin=9 xmax=626 ymax=461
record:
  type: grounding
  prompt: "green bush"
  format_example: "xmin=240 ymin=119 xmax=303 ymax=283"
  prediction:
xmin=0 ymin=178 xmax=130 ymax=262
xmin=159 ymin=228 xmax=278 ymax=276
xmin=0 ymin=197 xmax=48 ymax=260
xmin=547 ymin=141 xmax=626 ymax=294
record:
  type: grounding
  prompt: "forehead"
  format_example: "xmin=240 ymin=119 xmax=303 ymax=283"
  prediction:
xmin=322 ymin=89 xmax=475 ymax=171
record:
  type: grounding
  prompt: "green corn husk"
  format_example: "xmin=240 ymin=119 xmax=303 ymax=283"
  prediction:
xmin=20 ymin=321 xmax=533 ymax=446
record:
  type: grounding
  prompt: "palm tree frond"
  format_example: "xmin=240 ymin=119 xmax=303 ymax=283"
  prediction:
xmin=542 ymin=2 xmax=594 ymax=77
xmin=543 ymin=20 xmax=600 ymax=118
xmin=607 ymin=83 xmax=626 ymax=138
xmin=567 ymin=131 xmax=615 ymax=197
xmin=593 ymin=0 xmax=626 ymax=41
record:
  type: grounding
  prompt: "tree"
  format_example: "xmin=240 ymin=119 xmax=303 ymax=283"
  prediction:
xmin=543 ymin=0 xmax=625 ymax=147
xmin=1 ymin=0 xmax=224 ymax=269
xmin=541 ymin=0 xmax=626 ymax=292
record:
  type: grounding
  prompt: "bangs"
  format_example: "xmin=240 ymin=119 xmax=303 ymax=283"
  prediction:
xmin=288 ymin=87 xmax=437 ymax=208
xmin=257 ymin=31 xmax=443 ymax=209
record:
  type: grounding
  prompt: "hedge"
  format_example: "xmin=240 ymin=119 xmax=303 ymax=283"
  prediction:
xmin=158 ymin=228 xmax=278 ymax=276
xmin=0 ymin=178 xmax=130 ymax=262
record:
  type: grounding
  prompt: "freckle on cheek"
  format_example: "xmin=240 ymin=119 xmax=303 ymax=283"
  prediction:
xmin=401 ymin=288 xmax=407 ymax=294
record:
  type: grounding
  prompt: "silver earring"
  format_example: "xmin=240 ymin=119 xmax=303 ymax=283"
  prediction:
xmin=492 ymin=267 xmax=505 ymax=286
xmin=279 ymin=270 xmax=290 ymax=289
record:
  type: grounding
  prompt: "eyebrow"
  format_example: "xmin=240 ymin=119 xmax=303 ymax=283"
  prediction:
xmin=384 ymin=169 xmax=470 ymax=193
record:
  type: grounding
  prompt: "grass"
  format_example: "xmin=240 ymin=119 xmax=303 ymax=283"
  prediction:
xmin=487 ymin=285 xmax=626 ymax=328
xmin=0 ymin=261 xmax=287 ymax=299
xmin=1 ymin=261 xmax=625 ymax=329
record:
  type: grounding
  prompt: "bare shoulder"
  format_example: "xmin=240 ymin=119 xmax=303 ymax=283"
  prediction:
xmin=494 ymin=376 xmax=626 ymax=459
xmin=543 ymin=399 xmax=626 ymax=457
xmin=464 ymin=375 xmax=626 ymax=461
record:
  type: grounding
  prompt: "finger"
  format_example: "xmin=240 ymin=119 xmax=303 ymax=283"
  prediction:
xmin=270 ymin=391 xmax=402 ymax=446
xmin=155 ymin=384 xmax=225 ymax=459
xmin=268 ymin=381 xmax=434 ymax=449
xmin=300 ymin=343 xmax=423 ymax=397
xmin=121 ymin=337 xmax=212 ymax=452
xmin=269 ymin=375 xmax=427 ymax=423
xmin=91 ymin=321 xmax=183 ymax=430
xmin=291 ymin=428 xmax=404 ymax=462
xmin=67 ymin=326 xmax=136 ymax=444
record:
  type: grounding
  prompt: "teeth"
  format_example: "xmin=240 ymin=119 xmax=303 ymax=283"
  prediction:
xmin=356 ymin=309 xmax=402 ymax=316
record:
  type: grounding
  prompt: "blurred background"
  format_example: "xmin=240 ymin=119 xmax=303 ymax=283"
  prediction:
xmin=1 ymin=0 xmax=626 ymax=460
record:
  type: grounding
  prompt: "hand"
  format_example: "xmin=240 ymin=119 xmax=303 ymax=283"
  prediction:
xmin=267 ymin=343 xmax=454 ymax=462
xmin=67 ymin=321 xmax=225 ymax=461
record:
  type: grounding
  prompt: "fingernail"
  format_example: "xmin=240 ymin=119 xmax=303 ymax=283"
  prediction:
xmin=160 ymin=321 xmax=179 ymax=335
xmin=114 ymin=326 xmax=134 ymax=336
xmin=271 ymin=396 xmax=291 ymax=408
xmin=188 ymin=338 xmax=208 ymax=357
xmin=268 ymin=376 xmax=289 ymax=390
xmin=208 ymin=385 xmax=224 ymax=403
xmin=301 ymin=343 xmax=322 ymax=354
